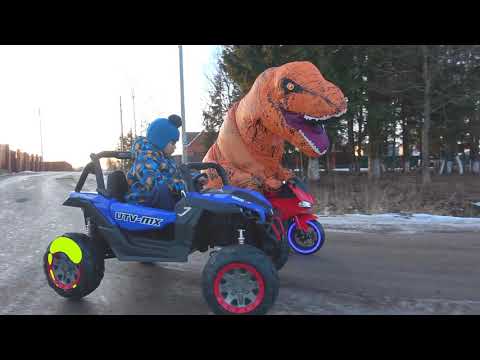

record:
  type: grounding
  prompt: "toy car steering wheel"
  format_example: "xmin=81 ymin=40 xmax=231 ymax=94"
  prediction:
xmin=192 ymin=173 xmax=209 ymax=192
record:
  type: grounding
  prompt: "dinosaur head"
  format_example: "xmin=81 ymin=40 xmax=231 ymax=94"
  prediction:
xmin=259 ymin=61 xmax=347 ymax=157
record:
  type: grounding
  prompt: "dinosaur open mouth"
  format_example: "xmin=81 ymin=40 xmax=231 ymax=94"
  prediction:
xmin=281 ymin=108 xmax=346 ymax=155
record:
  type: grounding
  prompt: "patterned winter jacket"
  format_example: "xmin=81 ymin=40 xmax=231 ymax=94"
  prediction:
xmin=124 ymin=136 xmax=186 ymax=206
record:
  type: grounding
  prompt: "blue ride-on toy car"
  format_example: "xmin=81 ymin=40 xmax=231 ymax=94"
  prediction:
xmin=43 ymin=151 xmax=289 ymax=315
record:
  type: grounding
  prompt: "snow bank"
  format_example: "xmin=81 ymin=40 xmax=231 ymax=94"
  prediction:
xmin=316 ymin=213 xmax=480 ymax=233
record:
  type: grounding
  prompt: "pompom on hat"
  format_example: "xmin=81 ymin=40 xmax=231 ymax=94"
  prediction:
xmin=146 ymin=114 xmax=183 ymax=151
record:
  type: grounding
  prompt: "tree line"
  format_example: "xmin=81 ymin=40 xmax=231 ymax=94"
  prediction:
xmin=202 ymin=45 xmax=480 ymax=184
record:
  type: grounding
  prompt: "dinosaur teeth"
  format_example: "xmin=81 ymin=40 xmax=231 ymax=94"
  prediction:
xmin=299 ymin=130 xmax=327 ymax=155
xmin=332 ymin=108 xmax=348 ymax=118
xmin=304 ymin=108 xmax=347 ymax=122
xmin=304 ymin=114 xmax=329 ymax=121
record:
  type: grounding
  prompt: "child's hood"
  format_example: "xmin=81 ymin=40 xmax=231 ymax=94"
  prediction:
xmin=131 ymin=136 xmax=163 ymax=157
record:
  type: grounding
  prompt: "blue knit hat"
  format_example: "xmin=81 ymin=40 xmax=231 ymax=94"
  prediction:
xmin=146 ymin=115 xmax=182 ymax=152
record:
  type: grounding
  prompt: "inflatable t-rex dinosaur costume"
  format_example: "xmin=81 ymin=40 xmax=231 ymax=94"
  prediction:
xmin=203 ymin=61 xmax=347 ymax=191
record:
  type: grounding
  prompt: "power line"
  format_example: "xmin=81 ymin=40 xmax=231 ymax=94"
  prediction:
xmin=179 ymin=45 xmax=187 ymax=163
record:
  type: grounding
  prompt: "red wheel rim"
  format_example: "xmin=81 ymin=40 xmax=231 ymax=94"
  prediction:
xmin=213 ymin=262 xmax=265 ymax=314
xmin=47 ymin=252 xmax=81 ymax=290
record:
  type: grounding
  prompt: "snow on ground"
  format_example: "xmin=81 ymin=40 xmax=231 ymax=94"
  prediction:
xmin=319 ymin=168 xmax=369 ymax=172
xmin=2 ymin=171 xmax=479 ymax=234
xmin=317 ymin=213 xmax=480 ymax=233
xmin=0 ymin=173 xmax=39 ymax=189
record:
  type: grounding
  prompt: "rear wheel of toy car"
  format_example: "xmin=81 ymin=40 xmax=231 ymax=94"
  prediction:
xmin=43 ymin=233 xmax=105 ymax=300
xmin=202 ymin=245 xmax=279 ymax=315
xmin=287 ymin=220 xmax=326 ymax=255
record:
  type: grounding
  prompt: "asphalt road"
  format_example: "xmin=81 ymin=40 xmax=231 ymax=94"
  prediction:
xmin=1 ymin=172 xmax=479 ymax=315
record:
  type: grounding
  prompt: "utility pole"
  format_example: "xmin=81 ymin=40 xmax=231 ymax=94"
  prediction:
xmin=38 ymin=108 xmax=44 ymax=160
xmin=132 ymin=88 xmax=136 ymax=138
xmin=179 ymin=45 xmax=187 ymax=163
xmin=120 ymin=96 xmax=126 ymax=171
xmin=120 ymin=96 xmax=124 ymax=152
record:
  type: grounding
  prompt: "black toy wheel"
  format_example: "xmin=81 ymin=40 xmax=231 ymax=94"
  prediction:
xmin=43 ymin=233 xmax=105 ymax=300
xmin=271 ymin=232 xmax=290 ymax=270
xmin=202 ymin=245 xmax=279 ymax=315
xmin=266 ymin=216 xmax=289 ymax=270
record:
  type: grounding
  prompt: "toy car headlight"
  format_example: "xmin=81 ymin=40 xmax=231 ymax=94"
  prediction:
xmin=298 ymin=201 xmax=312 ymax=208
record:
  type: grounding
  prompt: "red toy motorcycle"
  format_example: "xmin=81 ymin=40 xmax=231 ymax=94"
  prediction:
xmin=264 ymin=177 xmax=326 ymax=255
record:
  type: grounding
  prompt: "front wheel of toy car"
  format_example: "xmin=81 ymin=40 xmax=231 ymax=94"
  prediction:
xmin=202 ymin=245 xmax=279 ymax=315
xmin=43 ymin=232 xmax=105 ymax=300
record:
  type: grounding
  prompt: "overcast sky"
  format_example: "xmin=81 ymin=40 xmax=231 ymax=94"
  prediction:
xmin=0 ymin=45 xmax=220 ymax=168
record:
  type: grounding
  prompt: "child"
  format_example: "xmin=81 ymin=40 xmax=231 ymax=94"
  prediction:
xmin=125 ymin=115 xmax=187 ymax=210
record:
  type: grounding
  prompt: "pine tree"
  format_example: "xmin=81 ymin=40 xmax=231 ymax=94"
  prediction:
xmin=105 ymin=158 xmax=120 ymax=171
xmin=202 ymin=59 xmax=241 ymax=149
xmin=116 ymin=129 xmax=135 ymax=171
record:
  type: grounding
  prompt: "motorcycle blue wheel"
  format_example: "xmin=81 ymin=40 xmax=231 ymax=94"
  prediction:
xmin=287 ymin=220 xmax=325 ymax=255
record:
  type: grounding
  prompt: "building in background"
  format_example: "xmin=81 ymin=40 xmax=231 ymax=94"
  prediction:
xmin=172 ymin=131 xmax=218 ymax=165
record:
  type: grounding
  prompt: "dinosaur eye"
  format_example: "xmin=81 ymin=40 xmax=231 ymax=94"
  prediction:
xmin=282 ymin=78 xmax=302 ymax=93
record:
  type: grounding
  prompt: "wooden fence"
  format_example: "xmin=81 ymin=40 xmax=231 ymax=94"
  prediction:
xmin=0 ymin=144 xmax=72 ymax=172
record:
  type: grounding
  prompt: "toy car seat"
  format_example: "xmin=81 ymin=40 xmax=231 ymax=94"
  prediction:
xmin=107 ymin=170 xmax=129 ymax=202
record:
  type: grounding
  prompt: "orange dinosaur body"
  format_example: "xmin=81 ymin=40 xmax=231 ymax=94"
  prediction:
xmin=203 ymin=61 xmax=347 ymax=191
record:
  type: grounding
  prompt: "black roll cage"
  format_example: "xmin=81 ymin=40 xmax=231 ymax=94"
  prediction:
xmin=74 ymin=151 xmax=229 ymax=196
